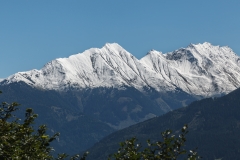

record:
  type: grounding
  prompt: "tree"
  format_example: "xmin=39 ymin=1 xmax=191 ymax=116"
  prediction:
xmin=109 ymin=125 xmax=201 ymax=160
xmin=0 ymin=91 xmax=88 ymax=160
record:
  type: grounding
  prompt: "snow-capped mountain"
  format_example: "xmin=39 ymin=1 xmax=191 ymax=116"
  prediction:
xmin=2 ymin=42 xmax=240 ymax=97
xmin=141 ymin=42 xmax=240 ymax=96
xmin=2 ymin=42 xmax=239 ymax=153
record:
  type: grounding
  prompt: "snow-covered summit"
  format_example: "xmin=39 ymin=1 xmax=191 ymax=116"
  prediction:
xmin=141 ymin=42 xmax=240 ymax=96
xmin=2 ymin=42 xmax=240 ymax=97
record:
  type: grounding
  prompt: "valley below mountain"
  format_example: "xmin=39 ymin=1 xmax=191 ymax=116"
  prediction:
xmin=87 ymin=87 xmax=240 ymax=160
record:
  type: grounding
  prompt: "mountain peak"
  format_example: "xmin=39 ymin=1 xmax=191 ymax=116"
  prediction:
xmin=187 ymin=42 xmax=233 ymax=51
xmin=202 ymin=42 xmax=212 ymax=46
xmin=103 ymin=43 xmax=124 ymax=51
xmin=144 ymin=49 xmax=164 ymax=58
xmin=187 ymin=42 xmax=212 ymax=48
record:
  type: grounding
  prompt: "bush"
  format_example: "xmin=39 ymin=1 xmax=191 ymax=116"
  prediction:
xmin=109 ymin=125 xmax=201 ymax=160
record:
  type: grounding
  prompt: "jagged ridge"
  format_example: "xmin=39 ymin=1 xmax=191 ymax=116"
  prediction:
xmin=2 ymin=42 xmax=240 ymax=97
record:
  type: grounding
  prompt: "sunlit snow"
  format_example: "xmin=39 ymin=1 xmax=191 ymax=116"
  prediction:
xmin=2 ymin=42 xmax=240 ymax=97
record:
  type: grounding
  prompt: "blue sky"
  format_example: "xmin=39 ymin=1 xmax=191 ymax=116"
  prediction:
xmin=1 ymin=0 xmax=240 ymax=78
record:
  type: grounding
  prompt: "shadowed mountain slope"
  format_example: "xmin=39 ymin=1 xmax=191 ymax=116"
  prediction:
xmin=0 ymin=81 xmax=195 ymax=154
xmin=87 ymin=87 xmax=240 ymax=160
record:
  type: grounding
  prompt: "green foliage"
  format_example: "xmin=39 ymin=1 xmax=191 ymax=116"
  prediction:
xmin=0 ymin=91 xmax=88 ymax=160
xmin=109 ymin=125 xmax=201 ymax=160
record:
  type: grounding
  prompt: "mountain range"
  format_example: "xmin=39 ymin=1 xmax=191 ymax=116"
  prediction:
xmin=2 ymin=42 xmax=240 ymax=96
xmin=1 ymin=42 xmax=240 ymax=154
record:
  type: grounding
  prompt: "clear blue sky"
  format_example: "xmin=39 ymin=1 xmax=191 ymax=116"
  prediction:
xmin=1 ymin=0 xmax=240 ymax=78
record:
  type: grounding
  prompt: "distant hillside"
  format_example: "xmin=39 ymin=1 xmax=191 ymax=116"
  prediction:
xmin=1 ymin=82 xmax=190 ymax=154
xmin=87 ymin=87 xmax=240 ymax=160
xmin=0 ymin=82 xmax=116 ymax=154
